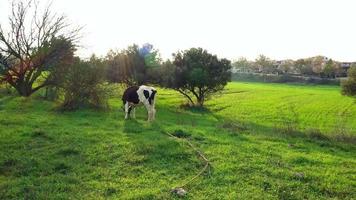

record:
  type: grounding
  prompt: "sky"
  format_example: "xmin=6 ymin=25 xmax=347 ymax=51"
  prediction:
xmin=1 ymin=0 xmax=356 ymax=61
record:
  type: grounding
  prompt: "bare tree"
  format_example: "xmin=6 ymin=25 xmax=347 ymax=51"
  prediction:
xmin=0 ymin=0 xmax=80 ymax=96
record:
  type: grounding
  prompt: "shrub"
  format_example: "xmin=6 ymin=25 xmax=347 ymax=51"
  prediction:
xmin=0 ymin=82 xmax=13 ymax=96
xmin=341 ymin=66 xmax=356 ymax=96
xmin=58 ymin=56 xmax=110 ymax=110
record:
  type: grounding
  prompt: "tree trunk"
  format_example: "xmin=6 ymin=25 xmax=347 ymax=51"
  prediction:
xmin=197 ymin=97 xmax=204 ymax=107
xmin=176 ymin=89 xmax=195 ymax=105
xmin=15 ymin=81 xmax=33 ymax=97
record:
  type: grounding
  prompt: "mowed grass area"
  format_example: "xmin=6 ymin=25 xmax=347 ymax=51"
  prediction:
xmin=208 ymin=82 xmax=356 ymax=137
xmin=0 ymin=82 xmax=355 ymax=199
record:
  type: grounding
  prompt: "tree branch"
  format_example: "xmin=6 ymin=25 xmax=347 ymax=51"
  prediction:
xmin=176 ymin=89 xmax=195 ymax=105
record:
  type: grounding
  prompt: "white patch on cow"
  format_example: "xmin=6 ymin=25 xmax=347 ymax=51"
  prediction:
xmin=137 ymin=85 xmax=156 ymax=122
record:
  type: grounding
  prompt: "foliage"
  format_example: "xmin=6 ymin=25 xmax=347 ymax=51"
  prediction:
xmin=164 ymin=48 xmax=231 ymax=106
xmin=232 ymin=57 xmax=251 ymax=73
xmin=254 ymin=55 xmax=276 ymax=74
xmin=311 ymin=56 xmax=325 ymax=76
xmin=0 ymin=0 xmax=80 ymax=96
xmin=322 ymin=59 xmax=337 ymax=78
xmin=295 ymin=59 xmax=314 ymax=76
xmin=231 ymin=72 xmax=340 ymax=85
xmin=277 ymin=59 xmax=295 ymax=74
xmin=105 ymin=43 xmax=161 ymax=85
xmin=230 ymin=56 xmax=348 ymax=79
xmin=57 ymin=56 xmax=109 ymax=110
xmin=341 ymin=65 xmax=356 ymax=96
xmin=147 ymin=60 xmax=176 ymax=85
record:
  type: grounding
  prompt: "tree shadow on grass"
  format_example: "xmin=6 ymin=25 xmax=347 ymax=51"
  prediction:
xmin=181 ymin=105 xmax=211 ymax=114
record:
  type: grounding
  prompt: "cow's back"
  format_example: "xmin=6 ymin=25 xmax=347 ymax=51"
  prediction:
xmin=122 ymin=86 xmax=140 ymax=104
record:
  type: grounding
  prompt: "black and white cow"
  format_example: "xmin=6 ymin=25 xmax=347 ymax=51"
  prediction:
xmin=122 ymin=85 xmax=157 ymax=121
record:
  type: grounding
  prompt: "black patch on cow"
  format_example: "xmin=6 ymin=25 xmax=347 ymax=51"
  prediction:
xmin=143 ymin=90 xmax=150 ymax=99
xmin=148 ymin=90 xmax=156 ymax=105
xmin=122 ymin=86 xmax=140 ymax=105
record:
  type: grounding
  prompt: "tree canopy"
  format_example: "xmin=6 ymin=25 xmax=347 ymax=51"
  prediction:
xmin=0 ymin=0 xmax=80 ymax=96
xmin=163 ymin=47 xmax=231 ymax=106
xmin=341 ymin=65 xmax=356 ymax=97
xmin=105 ymin=43 xmax=161 ymax=85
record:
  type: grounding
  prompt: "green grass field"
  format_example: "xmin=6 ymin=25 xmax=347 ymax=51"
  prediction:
xmin=0 ymin=82 xmax=355 ymax=199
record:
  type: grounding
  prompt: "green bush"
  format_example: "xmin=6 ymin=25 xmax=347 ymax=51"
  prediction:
xmin=341 ymin=66 xmax=356 ymax=96
xmin=58 ymin=57 xmax=110 ymax=110
xmin=341 ymin=79 xmax=356 ymax=96
xmin=0 ymin=83 xmax=13 ymax=96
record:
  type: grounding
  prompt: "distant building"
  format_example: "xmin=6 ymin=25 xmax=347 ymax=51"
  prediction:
xmin=340 ymin=62 xmax=352 ymax=68
xmin=339 ymin=62 xmax=354 ymax=76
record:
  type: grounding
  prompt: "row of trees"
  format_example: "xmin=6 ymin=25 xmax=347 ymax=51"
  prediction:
xmin=0 ymin=0 xmax=231 ymax=109
xmin=232 ymin=55 xmax=351 ymax=78
xmin=103 ymin=45 xmax=231 ymax=107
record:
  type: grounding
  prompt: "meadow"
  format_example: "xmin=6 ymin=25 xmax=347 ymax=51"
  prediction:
xmin=0 ymin=82 xmax=355 ymax=199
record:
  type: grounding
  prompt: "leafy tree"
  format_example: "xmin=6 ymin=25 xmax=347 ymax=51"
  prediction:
xmin=295 ymin=59 xmax=314 ymax=76
xmin=255 ymin=55 xmax=276 ymax=74
xmin=322 ymin=59 xmax=336 ymax=78
xmin=341 ymin=65 xmax=356 ymax=96
xmin=105 ymin=43 xmax=161 ymax=85
xmin=232 ymin=57 xmax=251 ymax=73
xmin=139 ymin=43 xmax=161 ymax=68
xmin=0 ymin=0 xmax=80 ymax=96
xmin=278 ymin=59 xmax=295 ymax=74
xmin=105 ymin=45 xmax=145 ymax=85
xmin=311 ymin=56 xmax=325 ymax=77
xmin=165 ymin=48 xmax=231 ymax=107
xmin=105 ymin=49 xmax=122 ymax=83
xmin=58 ymin=56 xmax=109 ymax=110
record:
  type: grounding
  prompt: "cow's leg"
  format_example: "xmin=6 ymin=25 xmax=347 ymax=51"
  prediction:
xmin=124 ymin=102 xmax=129 ymax=119
xmin=151 ymin=106 xmax=156 ymax=121
xmin=132 ymin=107 xmax=136 ymax=119
xmin=144 ymin=103 xmax=152 ymax=122
xmin=128 ymin=106 xmax=133 ymax=118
